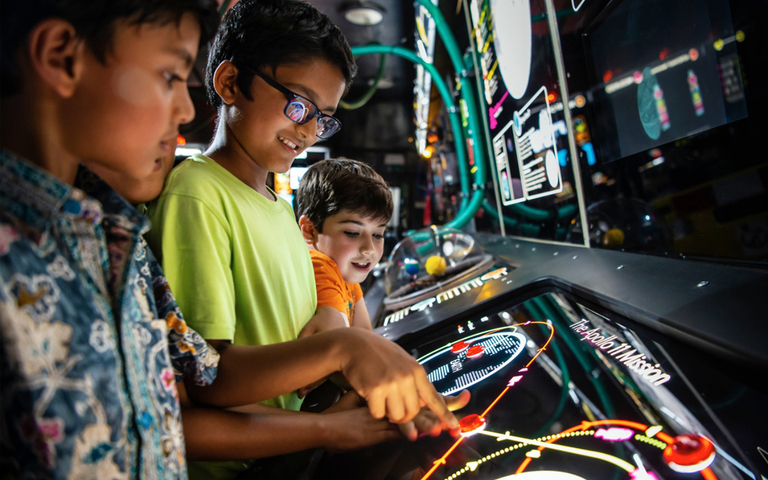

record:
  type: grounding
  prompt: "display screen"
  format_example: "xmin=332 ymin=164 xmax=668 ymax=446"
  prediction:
xmin=393 ymin=292 xmax=766 ymax=480
xmin=584 ymin=0 xmax=748 ymax=162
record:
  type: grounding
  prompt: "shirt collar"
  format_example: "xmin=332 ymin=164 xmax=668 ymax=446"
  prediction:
xmin=0 ymin=148 xmax=101 ymax=232
xmin=74 ymin=166 xmax=150 ymax=236
xmin=0 ymin=149 xmax=148 ymax=236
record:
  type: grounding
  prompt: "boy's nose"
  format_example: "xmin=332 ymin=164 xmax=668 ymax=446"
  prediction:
xmin=360 ymin=237 xmax=374 ymax=254
xmin=176 ymin=87 xmax=196 ymax=125
xmin=296 ymin=117 xmax=318 ymax=144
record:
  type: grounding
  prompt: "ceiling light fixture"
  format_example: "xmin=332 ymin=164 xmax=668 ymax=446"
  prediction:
xmin=341 ymin=1 xmax=386 ymax=26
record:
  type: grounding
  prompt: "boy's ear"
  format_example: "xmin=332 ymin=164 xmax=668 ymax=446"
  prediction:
xmin=27 ymin=19 xmax=84 ymax=98
xmin=298 ymin=215 xmax=319 ymax=246
xmin=213 ymin=60 xmax=241 ymax=106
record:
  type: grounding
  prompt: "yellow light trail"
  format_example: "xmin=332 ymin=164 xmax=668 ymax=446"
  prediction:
xmin=478 ymin=430 xmax=636 ymax=472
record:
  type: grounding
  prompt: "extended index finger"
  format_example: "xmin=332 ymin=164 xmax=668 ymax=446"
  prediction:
xmin=415 ymin=373 xmax=459 ymax=429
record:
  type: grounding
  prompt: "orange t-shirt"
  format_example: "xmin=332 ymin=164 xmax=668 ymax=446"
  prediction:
xmin=309 ymin=250 xmax=363 ymax=324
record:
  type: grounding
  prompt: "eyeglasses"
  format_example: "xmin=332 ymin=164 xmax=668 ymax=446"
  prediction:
xmin=242 ymin=66 xmax=342 ymax=140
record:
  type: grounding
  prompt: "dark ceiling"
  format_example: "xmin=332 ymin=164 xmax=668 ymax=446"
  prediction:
xmin=312 ymin=0 xmax=416 ymax=99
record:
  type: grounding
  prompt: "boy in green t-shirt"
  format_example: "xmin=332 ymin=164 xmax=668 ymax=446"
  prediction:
xmin=146 ymin=0 xmax=463 ymax=478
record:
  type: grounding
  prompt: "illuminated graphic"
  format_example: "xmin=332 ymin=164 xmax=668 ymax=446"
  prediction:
xmin=458 ymin=414 xmax=486 ymax=437
xmin=469 ymin=0 xmax=498 ymax=105
xmin=416 ymin=321 xmax=555 ymax=479
xmin=571 ymin=0 xmax=587 ymax=12
xmin=653 ymin=83 xmax=671 ymax=132
xmin=421 ymin=417 xmax=720 ymax=480
xmin=570 ymin=318 xmax=672 ymax=386
xmin=419 ymin=329 xmax=527 ymax=395
xmin=412 ymin=315 xmax=721 ymax=480
xmin=413 ymin=0 xmax=438 ymax=153
xmin=493 ymin=86 xmax=563 ymax=205
xmin=489 ymin=0 xmax=532 ymax=100
xmin=687 ymin=70 xmax=705 ymax=116
xmin=664 ymin=434 xmax=716 ymax=473
xmin=637 ymin=68 xmax=666 ymax=140
xmin=383 ymin=267 xmax=509 ymax=326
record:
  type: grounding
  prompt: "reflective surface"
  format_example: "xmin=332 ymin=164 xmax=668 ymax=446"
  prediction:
xmin=396 ymin=291 xmax=766 ymax=479
xmin=466 ymin=0 xmax=768 ymax=263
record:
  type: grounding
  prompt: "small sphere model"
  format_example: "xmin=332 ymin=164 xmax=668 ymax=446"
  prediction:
xmin=425 ymin=255 xmax=448 ymax=276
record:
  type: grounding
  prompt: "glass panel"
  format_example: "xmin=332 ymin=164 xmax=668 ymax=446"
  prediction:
xmin=562 ymin=0 xmax=766 ymax=262
xmin=397 ymin=291 xmax=766 ymax=479
xmin=466 ymin=0 xmax=584 ymax=244
xmin=467 ymin=0 xmax=768 ymax=264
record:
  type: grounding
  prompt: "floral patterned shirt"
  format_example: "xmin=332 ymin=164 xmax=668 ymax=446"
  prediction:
xmin=0 ymin=150 xmax=219 ymax=479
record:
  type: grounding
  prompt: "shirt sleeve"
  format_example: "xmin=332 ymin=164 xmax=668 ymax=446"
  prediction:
xmin=147 ymin=191 xmax=237 ymax=342
xmin=312 ymin=254 xmax=349 ymax=314
xmin=146 ymin=244 xmax=220 ymax=386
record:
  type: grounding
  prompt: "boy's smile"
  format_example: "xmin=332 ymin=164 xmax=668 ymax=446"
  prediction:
xmin=62 ymin=14 xmax=200 ymax=186
xmin=308 ymin=211 xmax=387 ymax=285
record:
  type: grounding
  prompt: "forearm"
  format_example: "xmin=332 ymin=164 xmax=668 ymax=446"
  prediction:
xmin=187 ymin=329 xmax=350 ymax=407
xmin=182 ymin=407 xmax=328 ymax=460
xmin=351 ymin=299 xmax=373 ymax=330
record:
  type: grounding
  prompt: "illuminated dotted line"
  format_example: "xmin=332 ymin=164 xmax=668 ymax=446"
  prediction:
xmin=446 ymin=430 xmax=596 ymax=479
xmin=634 ymin=434 xmax=667 ymax=450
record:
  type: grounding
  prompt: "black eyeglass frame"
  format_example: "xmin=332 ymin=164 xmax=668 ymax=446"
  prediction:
xmin=241 ymin=66 xmax=342 ymax=140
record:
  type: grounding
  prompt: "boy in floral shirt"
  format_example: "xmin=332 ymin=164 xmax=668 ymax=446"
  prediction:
xmin=0 ymin=2 xmax=220 ymax=476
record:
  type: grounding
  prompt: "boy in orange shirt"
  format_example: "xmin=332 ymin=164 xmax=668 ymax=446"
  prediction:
xmin=297 ymin=158 xmax=392 ymax=332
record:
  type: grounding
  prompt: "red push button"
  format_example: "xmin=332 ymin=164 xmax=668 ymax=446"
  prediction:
xmin=466 ymin=345 xmax=485 ymax=358
xmin=459 ymin=414 xmax=486 ymax=437
xmin=663 ymin=433 xmax=716 ymax=473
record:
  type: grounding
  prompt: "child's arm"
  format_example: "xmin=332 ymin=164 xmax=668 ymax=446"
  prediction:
xmin=350 ymin=297 xmax=373 ymax=330
xmin=298 ymin=306 xmax=348 ymax=338
xmin=182 ymin=403 xmax=400 ymax=460
xmin=183 ymin=388 xmax=466 ymax=459
xmin=185 ymin=327 xmax=460 ymax=427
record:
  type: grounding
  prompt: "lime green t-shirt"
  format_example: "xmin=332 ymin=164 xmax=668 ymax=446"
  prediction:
xmin=147 ymin=154 xmax=316 ymax=478
xmin=147 ymin=154 xmax=316 ymax=406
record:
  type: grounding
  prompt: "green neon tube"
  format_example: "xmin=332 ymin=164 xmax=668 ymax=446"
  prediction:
xmin=350 ymin=44 xmax=472 ymax=220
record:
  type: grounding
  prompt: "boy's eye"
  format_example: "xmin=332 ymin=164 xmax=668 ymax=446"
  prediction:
xmin=344 ymin=231 xmax=359 ymax=238
xmin=163 ymin=72 xmax=185 ymax=88
xmin=373 ymin=233 xmax=385 ymax=240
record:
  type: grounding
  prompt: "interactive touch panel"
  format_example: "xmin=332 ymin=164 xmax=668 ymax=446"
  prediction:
xmin=399 ymin=292 xmax=766 ymax=480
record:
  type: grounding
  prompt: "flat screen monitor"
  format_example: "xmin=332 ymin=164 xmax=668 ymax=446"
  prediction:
xmin=584 ymin=0 xmax=748 ymax=162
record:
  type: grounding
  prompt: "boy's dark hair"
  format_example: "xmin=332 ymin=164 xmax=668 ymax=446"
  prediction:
xmin=297 ymin=158 xmax=393 ymax=233
xmin=1 ymin=0 xmax=219 ymax=97
xmin=205 ymin=0 xmax=357 ymax=109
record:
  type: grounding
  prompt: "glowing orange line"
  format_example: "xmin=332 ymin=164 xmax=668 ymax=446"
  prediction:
xmin=524 ymin=322 xmax=555 ymax=368
xmin=421 ymin=321 xmax=556 ymax=480
xmin=479 ymin=322 xmax=552 ymax=419
xmin=517 ymin=456 xmax=533 ymax=473
xmin=481 ymin=387 xmax=509 ymax=418
xmin=701 ymin=468 xmax=718 ymax=480
xmin=419 ymin=437 xmax=466 ymax=480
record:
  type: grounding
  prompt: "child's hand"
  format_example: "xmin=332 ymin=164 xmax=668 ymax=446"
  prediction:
xmin=318 ymin=406 xmax=401 ymax=452
xmin=398 ymin=390 xmax=471 ymax=441
xmin=337 ymin=328 xmax=460 ymax=430
xmin=298 ymin=306 xmax=348 ymax=339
